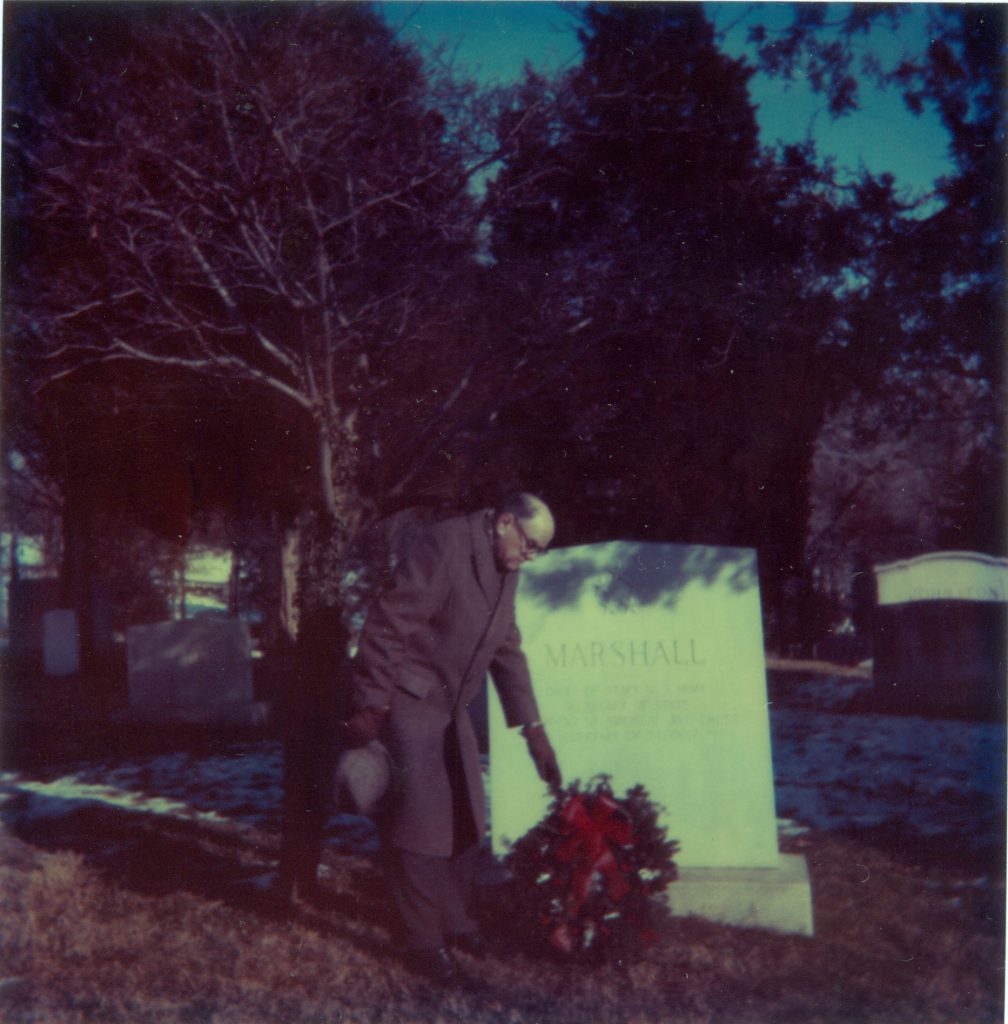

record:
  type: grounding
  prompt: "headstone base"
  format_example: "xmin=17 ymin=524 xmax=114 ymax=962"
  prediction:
xmin=666 ymin=852 xmax=813 ymax=936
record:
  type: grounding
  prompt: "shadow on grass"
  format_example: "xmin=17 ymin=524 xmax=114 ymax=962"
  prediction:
xmin=836 ymin=817 xmax=1007 ymax=888
xmin=1 ymin=796 xmax=397 ymax=960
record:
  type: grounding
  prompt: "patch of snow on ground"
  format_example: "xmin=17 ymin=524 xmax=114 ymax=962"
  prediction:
xmin=771 ymin=708 xmax=1004 ymax=858
xmin=0 ymin=703 xmax=1003 ymax=868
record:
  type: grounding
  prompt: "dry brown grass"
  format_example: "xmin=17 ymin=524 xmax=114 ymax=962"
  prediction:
xmin=0 ymin=810 xmax=1003 ymax=1024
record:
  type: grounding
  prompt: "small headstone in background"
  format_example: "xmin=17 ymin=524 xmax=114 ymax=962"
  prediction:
xmin=8 ymin=578 xmax=61 ymax=657
xmin=42 ymin=609 xmax=80 ymax=676
xmin=126 ymin=617 xmax=262 ymax=723
xmin=874 ymin=551 xmax=1008 ymax=720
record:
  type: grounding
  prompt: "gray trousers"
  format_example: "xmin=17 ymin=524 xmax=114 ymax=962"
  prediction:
xmin=389 ymin=718 xmax=482 ymax=952
xmin=391 ymin=846 xmax=480 ymax=952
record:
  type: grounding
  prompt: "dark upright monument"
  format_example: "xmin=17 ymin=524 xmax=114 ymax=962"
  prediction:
xmin=873 ymin=551 xmax=1008 ymax=720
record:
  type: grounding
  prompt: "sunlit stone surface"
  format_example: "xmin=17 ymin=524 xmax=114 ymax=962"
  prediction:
xmin=489 ymin=541 xmax=813 ymax=934
xmin=490 ymin=541 xmax=779 ymax=868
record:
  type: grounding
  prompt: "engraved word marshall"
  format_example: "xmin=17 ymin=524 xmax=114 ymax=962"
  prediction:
xmin=543 ymin=639 xmax=706 ymax=669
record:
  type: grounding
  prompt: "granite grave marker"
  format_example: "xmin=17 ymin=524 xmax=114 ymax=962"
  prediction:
xmin=126 ymin=617 xmax=264 ymax=724
xmin=874 ymin=551 xmax=1008 ymax=719
xmin=489 ymin=540 xmax=812 ymax=934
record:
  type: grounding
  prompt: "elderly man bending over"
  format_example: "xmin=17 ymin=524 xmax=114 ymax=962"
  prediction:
xmin=344 ymin=492 xmax=562 ymax=983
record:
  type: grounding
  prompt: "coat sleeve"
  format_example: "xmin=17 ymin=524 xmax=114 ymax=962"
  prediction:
xmin=488 ymin=618 xmax=542 ymax=728
xmin=351 ymin=526 xmax=451 ymax=711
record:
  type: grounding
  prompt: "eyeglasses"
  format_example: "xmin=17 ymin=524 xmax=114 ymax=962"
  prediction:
xmin=513 ymin=518 xmax=548 ymax=558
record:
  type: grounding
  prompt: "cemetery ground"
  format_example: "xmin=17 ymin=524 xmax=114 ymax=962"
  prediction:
xmin=0 ymin=658 xmax=1005 ymax=1024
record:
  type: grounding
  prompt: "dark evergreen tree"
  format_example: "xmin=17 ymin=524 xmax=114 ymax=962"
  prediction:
xmin=485 ymin=4 xmax=864 ymax=648
xmin=748 ymin=3 xmax=1006 ymax=555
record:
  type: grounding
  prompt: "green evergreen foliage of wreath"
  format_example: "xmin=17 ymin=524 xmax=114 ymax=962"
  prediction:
xmin=502 ymin=776 xmax=680 ymax=964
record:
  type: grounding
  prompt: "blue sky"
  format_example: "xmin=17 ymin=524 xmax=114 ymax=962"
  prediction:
xmin=380 ymin=1 xmax=955 ymax=203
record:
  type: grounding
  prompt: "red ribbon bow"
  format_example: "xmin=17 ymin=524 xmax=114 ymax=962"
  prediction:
xmin=550 ymin=792 xmax=634 ymax=953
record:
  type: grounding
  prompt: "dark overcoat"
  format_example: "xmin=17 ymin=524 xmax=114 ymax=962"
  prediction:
xmin=350 ymin=510 xmax=540 ymax=856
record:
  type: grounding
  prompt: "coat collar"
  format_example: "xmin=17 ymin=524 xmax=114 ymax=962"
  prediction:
xmin=468 ymin=508 xmax=507 ymax=607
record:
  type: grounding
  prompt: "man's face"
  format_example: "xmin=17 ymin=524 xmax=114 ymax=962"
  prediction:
xmin=492 ymin=511 xmax=555 ymax=572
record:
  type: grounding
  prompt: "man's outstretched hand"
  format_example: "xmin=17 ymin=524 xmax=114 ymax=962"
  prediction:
xmin=523 ymin=723 xmax=562 ymax=793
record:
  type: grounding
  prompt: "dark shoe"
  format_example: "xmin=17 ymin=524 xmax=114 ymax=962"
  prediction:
xmin=409 ymin=947 xmax=460 ymax=985
xmin=449 ymin=930 xmax=493 ymax=959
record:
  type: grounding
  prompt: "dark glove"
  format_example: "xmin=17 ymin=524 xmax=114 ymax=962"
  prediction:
xmin=523 ymin=723 xmax=562 ymax=793
xmin=341 ymin=706 xmax=388 ymax=748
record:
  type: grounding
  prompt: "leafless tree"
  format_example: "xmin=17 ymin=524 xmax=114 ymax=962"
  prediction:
xmin=5 ymin=3 xmax=532 ymax=572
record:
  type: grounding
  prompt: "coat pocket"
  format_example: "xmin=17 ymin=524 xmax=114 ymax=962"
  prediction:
xmin=395 ymin=668 xmax=434 ymax=701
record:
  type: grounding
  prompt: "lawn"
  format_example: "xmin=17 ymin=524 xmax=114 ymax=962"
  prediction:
xmin=1 ymin=799 xmax=1003 ymax=1024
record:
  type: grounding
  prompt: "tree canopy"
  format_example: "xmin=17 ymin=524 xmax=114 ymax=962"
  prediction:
xmin=5 ymin=3 xmax=487 ymax=527
xmin=484 ymin=6 xmax=870 ymax=608
xmin=3 ymin=1 xmax=1003 ymax=651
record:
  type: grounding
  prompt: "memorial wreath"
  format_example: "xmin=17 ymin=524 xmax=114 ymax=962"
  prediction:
xmin=502 ymin=776 xmax=679 ymax=963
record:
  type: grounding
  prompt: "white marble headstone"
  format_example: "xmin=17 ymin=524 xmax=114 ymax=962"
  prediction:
xmin=875 ymin=551 xmax=1008 ymax=605
xmin=489 ymin=541 xmax=780 ymax=868
xmin=127 ymin=617 xmax=254 ymax=715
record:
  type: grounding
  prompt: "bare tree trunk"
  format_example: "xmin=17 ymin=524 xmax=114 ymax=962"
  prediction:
xmin=318 ymin=427 xmax=338 ymax=519
xmin=280 ymin=527 xmax=300 ymax=642
xmin=59 ymin=466 xmax=95 ymax=668
xmin=273 ymin=418 xmax=363 ymax=650
xmin=277 ymin=425 xmax=362 ymax=900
